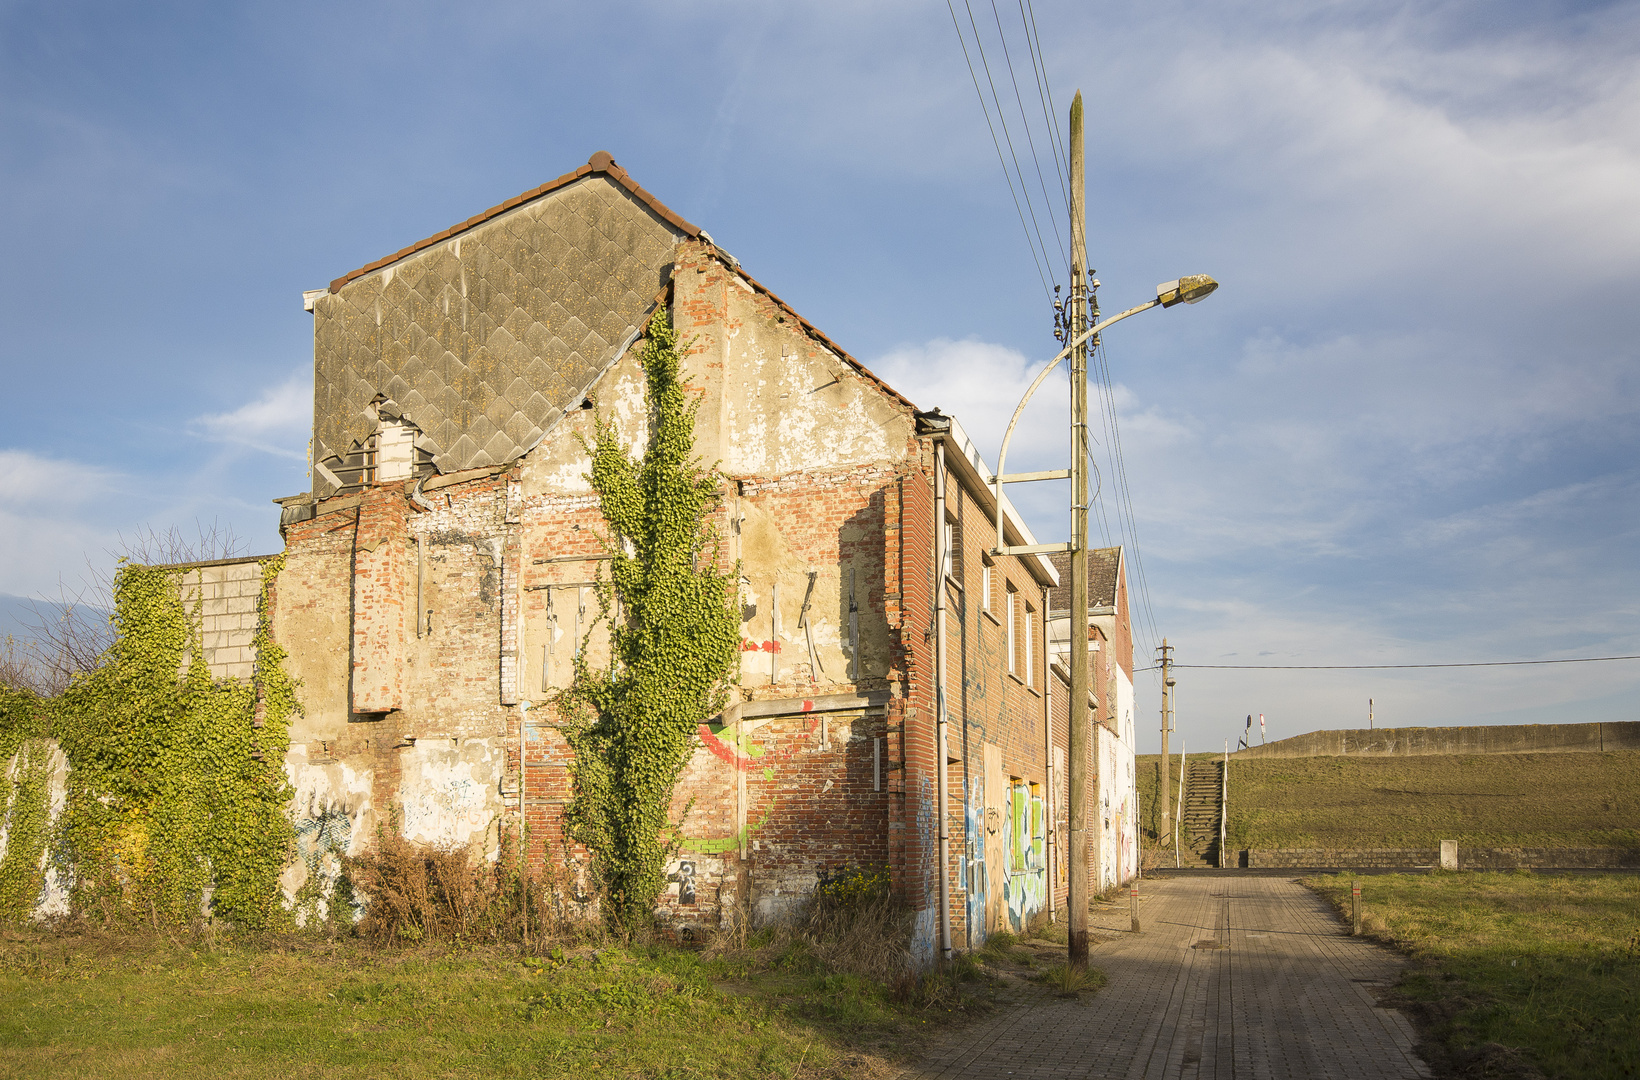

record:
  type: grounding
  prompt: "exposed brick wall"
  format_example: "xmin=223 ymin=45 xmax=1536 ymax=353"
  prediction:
xmin=351 ymin=489 xmax=410 ymax=712
xmin=939 ymin=463 xmax=1064 ymax=945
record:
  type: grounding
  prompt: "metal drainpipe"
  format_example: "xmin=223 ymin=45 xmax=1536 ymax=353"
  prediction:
xmin=519 ymin=698 xmax=531 ymax=943
xmin=934 ymin=440 xmax=952 ymax=963
xmin=1042 ymin=585 xmax=1054 ymax=921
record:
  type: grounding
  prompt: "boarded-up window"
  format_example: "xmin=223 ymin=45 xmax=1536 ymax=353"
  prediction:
xmin=1010 ymin=778 xmax=1028 ymax=870
xmin=1030 ymin=781 xmax=1045 ymax=870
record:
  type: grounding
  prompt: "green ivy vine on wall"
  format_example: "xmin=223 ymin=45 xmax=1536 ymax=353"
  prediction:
xmin=0 ymin=686 xmax=54 ymax=923
xmin=0 ymin=556 xmax=302 ymax=929
xmin=559 ymin=307 xmax=741 ymax=934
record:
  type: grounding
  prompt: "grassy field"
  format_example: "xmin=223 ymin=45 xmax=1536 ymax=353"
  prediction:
xmin=1137 ymin=750 xmax=1640 ymax=850
xmin=1307 ymin=872 xmax=1640 ymax=1079
xmin=0 ymin=919 xmax=1091 ymax=1080
xmin=0 ymin=930 xmax=980 ymax=1080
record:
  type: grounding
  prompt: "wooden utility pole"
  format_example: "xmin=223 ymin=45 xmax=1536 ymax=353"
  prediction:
xmin=1067 ymin=89 xmax=1092 ymax=968
xmin=1158 ymin=639 xmax=1173 ymax=838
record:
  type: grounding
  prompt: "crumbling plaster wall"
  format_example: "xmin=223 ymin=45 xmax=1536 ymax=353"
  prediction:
xmin=274 ymin=474 xmax=520 ymax=891
xmin=513 ymin=242 xmax=924 ymax=930
xmin=1095 ymin=663 xmax=1137 ymax=891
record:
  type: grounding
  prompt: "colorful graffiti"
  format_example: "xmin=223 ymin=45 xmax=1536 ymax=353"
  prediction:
xmin=698 ymin=721 xmax=767 ymax=770
xmin=964 ymin=774 xmax=986 ymax=943
xmin=696 ymin=702 xmax=826 ymax=771
xmin=999 ymin=782 xmax=1048 ymax=933
xmin=680 ymin=804 xmax=772 ymax=855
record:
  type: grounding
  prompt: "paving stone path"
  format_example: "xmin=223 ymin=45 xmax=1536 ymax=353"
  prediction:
xmin=897 ymin=874 xmax=1431 ymax=1080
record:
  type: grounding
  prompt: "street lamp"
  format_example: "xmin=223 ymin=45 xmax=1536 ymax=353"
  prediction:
xmin=988 ymin=274 xmax=1220 ymax=554
xmin=987 ymin=271 xmax=1217 ymax=968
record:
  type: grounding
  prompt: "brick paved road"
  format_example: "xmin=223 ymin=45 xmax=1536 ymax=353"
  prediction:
xmin=898 ymin=875 xmax=1430 ymax=1080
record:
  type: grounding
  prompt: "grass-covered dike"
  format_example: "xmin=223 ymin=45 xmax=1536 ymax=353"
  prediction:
xmin=1308 ymin=871 xmax=1640 ymax=1080
xmin=1137 ymin=750 xmax=1640 ymax=851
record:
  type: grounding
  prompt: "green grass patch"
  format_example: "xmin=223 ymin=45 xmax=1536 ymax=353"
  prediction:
xmin=1037 ymin=961 xmax=1107 ymax=997
xmin=0 ymin=928 xmax=980 ymax=1079
xmin=1137 ymin=750 xmax=1640 ymax=850
xmin=1307 ymin=871 xmax=1640 ymax=1079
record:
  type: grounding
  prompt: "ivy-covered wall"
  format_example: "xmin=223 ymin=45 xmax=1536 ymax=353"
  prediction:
xmin=0 ymin=558 xmax=299 ymax=927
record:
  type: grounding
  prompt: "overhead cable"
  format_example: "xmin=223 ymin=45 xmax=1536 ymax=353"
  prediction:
xmin=1135 ymin=655 xmax=1640 ymax=672
xmin=945 ymin=0 xmax=1055 ymax=299
xmin=987 ymin=0 xmax=1068 ymax=270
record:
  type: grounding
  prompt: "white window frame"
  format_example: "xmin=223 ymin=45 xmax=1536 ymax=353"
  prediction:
xmin=1005 ymin=585 xmax=1017 ymax=673
xmin=1024 ymin=601 xmax=1034 ymax=687
xmin=982 ymin=562 xmax=993 ymax=613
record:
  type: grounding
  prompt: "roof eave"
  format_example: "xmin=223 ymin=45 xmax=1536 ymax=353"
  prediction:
xmin=326 ymin=151 xmax=702 ymax=295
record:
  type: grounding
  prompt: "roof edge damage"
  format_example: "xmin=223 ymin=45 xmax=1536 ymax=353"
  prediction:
xmin=326 ymin=151 xmax=703 ymax=294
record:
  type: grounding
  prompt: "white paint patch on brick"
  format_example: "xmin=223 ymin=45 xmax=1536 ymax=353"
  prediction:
xmin=398 ymin=738 xmax=507 ymax=856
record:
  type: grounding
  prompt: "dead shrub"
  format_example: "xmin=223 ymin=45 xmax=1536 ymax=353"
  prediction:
xmin=800 ymin=891 xmax=913 ymax=982
xmin=344 ymin=827 xmax=594 ymax=948
xmin=704 ymin=882 xmax=914 ymax=984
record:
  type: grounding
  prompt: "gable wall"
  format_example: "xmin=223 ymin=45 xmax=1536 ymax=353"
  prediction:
xmin=310 ymin=174 xmax=683 ymax=491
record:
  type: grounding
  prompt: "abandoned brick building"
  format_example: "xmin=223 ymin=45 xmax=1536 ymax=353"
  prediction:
xmin=205 ymin=152 xmax=1136 ymax=960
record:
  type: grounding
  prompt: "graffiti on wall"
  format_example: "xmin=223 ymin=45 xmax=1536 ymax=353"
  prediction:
xmin=676 ymin=859 xmax=697 ymax=904
xmin=964 ymin=774 xmax=986 ymax=943
xmin=999 ymin=781 xmax=1047 ymax=932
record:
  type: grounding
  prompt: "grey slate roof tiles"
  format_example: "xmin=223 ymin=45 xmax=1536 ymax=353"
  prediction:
xmin=310 ymin=168 xmax=685 ymax=494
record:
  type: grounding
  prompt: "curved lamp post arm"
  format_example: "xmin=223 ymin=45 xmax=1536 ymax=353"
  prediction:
xmin=988 ymin=273 xmax=1218 ymax=556
xmin=990 ymin=298 xmax=1158 ymax=556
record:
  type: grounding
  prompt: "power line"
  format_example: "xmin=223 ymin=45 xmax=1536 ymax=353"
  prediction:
xmin=1136 ymin=655 xmax=1640 ymax=672
xmin=955 ymin=0 xmax=1061 ymax=297
xmin=945 ymin=0 xmax=1054 ymax=299
xmin=1019 ymin=0 xmax=1069 ymax=211
xmin=987 ymin=0 xmax=1068 ymax=271
xmin=1090 ymin=334 xmax=1163 ymax=659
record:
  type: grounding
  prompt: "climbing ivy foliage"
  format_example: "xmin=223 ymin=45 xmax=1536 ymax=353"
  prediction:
xmin=50 ymin=558 xmax=298 ymax=929
xmin=560 ymin=308 xmax=741 ymax=933
xmin=0 ymin=687 xmax=53 ymax=923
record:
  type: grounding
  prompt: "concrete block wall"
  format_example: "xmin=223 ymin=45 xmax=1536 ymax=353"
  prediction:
xmin=176 ymin=557 xmax=267 ymax=681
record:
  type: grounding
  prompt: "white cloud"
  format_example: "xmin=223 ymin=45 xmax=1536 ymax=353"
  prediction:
xmin=1078 ymin=5 xmax=1640 ymax=292
xmin=0 ymin=451 xmax=125 ymax=596
xmin=0 ymin=449 xmax=116 ymax=505
xmin=189 ymin=377 xmax=309 ymax=460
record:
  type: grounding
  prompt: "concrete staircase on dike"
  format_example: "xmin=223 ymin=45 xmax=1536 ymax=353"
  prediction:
xmin=1180 ymin=759 xmax=1225 ymax=866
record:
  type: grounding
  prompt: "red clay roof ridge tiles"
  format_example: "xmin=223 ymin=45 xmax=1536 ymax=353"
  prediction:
xmin=326 ymin=151 xmax=704 ymax=294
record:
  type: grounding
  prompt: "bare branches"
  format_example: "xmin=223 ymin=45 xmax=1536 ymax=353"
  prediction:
xmin=113 ymin=520 xmax=248 ymax=568
xmin=0 ymin=519 xmax=249 ymax=696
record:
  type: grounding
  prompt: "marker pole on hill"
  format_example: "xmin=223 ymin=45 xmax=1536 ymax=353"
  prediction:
xmin=1159 ymin=639 xmax=1174 ymax=840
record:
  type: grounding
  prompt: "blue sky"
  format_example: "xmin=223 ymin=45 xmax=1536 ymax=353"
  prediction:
xmin=2 ymin=0 xmax=1636 ymax=751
